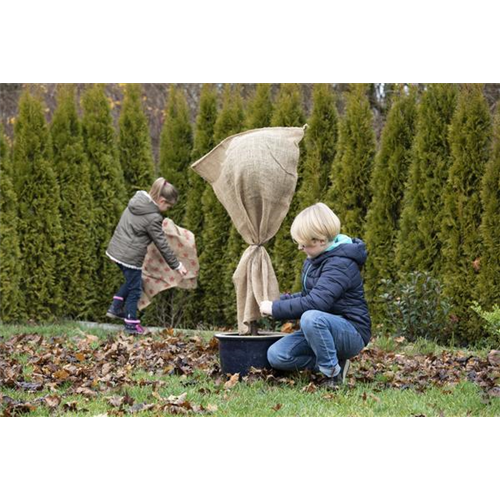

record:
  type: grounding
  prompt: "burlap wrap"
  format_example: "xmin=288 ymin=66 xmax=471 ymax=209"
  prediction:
xmin=191 ymin=127 xmax=305 ymax=333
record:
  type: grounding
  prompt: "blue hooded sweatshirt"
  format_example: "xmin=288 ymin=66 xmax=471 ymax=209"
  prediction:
xmin=272 ymin=237 xmax=371 ymax=345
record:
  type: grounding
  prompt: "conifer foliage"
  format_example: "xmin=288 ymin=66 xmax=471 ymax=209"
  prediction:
xmin=325 ymin=84 xmax=376 ymax=239
xmin=441 ymin=84 xmax=492 ymax=342
xmin=245 ymin=83 xmax=273 ymax=130
xmin=81 ymin=84 xmax=127 ymax=314
xmin=0 ymin=125 xmax=24 ymax=321
xmin=12 ymin=90 xmax=64 ymax=320
xmin=478 ymin=103 xmax=500 ymax=308
xmin=395 ymin=84 xmax=458 ymax=274
xmin=364 ymin=87 xmax=418 ymax=310
xmin=51 ymin=85 xmax=96 ymax=318
xmin=119 ymin=83 xmax=155 ymax=198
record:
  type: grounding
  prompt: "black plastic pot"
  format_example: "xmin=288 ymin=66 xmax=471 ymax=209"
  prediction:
xmin=215 ymin=332 xmax=284 ymax=375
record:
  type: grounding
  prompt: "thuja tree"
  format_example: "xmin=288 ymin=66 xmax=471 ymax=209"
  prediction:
xmin=182 ymin=84 xmax=218 ymax=327
xmin=159 ymin=85 xmax=193 ymax=224
xmin=477 ymin=103 xmax=500 ymax=309
xmin=82 ymin=84 xmax=127 ymax=315
xmin=199 ymin=84 xmax=244 ymax=326
xmin=325 ymin=83 xmax=376 ymax=239
xmin=441 ymin=84 xmax=492 ymax=343
xmin=12 ymin=90 xmax=64 ymax=320
xmin=0 ymin=126 xmax=23 ymax=320
xmin=51 ymin=84 xmax=96 ymax=319
xmin=364 ymin=87 xmax=418 ymax=314
xmin=270 ymin=83 xmax=306 ymax=293
xmin=245 ymin=83 xmax=273 ymax=129
xmin=392 ymin=84 xmax=459 ymax=343
xmin=119 ymin=83 xmax=155 ymax=198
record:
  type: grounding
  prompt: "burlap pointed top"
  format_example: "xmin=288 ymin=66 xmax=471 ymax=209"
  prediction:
xmin=192 ymin=126 xmax=305 ymax=334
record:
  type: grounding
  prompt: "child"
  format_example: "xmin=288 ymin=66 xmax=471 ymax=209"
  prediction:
xmin=260 ymin=202 xmax=371 ymax=388
xmin=106 ymin=178 xmax=187 ymax=335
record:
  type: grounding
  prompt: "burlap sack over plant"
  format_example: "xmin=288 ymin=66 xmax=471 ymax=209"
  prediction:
xmin=138 ymin=218 xmax=199 ymax=310
xmin=191 ymin=126 xmax=305 ymax=334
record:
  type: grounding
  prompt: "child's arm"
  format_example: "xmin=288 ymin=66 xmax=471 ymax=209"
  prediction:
xmin=261 ymin=292 xmax=302 ymax=316
xmin=147 ymin=217 xmax=181 ymax=271
xmin=271 ymin=260 xmax=355 ymax=320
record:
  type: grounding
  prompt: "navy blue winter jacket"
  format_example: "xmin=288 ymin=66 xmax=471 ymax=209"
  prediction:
xmin=272 ymin=238 xmax=371 ymax=346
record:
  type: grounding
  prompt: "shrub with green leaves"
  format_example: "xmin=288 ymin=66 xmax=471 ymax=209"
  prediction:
xmin=378 ymin=271 xmax=454 ymax=343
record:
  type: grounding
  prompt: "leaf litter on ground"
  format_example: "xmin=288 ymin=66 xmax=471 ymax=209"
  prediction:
xmin=1 ymin=329 xmax=499 ymax=416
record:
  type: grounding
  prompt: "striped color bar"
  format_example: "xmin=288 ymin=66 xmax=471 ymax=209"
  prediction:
xmin=0 ymin=415 xmax=500 ymax=500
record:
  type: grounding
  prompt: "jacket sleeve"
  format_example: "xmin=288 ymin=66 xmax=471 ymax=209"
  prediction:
xmin=272 ymin=259 xmax=354 ymax=320
xmin=147 ymin=216 xmax=181 ymax=270
xmin=280 ymin=292 xmax=303 ymax=300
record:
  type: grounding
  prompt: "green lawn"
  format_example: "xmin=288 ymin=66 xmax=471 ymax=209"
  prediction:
xmin=1 ymin=322 xmax=499 ymax=417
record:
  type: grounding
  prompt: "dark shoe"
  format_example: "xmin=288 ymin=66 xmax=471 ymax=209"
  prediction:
xmin=124 ymin=321 xmax=148 ymax=336
xmin=106 ymin=305 xmax=125 ymax=320
xmin=321 ymin=359 xmax=350 ymax=389
xmin=106 ymin=307 xmax=125 ymax=319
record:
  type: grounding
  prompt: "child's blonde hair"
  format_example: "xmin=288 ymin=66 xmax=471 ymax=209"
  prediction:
xmin=149 ymin=177 xmax=179 ymax=205
xmin=290 ymin=203 xmax=341 ymax=245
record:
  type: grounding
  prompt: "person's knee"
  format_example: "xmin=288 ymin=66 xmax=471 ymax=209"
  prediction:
xmin=267 ymin=343 xmax=290 ymax=369
xmin=300 ymin=310 xmax=322 ymax=334
xmin=267 ymin=343 xmax=280 ymax=367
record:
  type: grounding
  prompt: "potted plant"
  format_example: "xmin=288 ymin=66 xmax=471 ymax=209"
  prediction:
xmin=191 ymin=126 xmax=306 ymax=374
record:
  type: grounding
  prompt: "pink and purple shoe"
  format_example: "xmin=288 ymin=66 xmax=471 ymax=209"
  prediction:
xmin=124 ymin=319 xmax=148 ymax=336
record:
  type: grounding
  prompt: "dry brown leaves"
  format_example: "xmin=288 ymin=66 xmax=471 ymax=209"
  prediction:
xmin=1 ymin=330 xmax=499 ymax=416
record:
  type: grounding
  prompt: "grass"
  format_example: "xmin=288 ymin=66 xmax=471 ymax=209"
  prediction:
xmin=1 ymin=321 xmax=499 ymax=417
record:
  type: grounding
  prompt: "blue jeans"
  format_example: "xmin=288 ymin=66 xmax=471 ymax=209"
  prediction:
xmin=267 ymin=310 xmax=365 ymax=377
xmin=114 ymin=263 xmax=143 ymax=320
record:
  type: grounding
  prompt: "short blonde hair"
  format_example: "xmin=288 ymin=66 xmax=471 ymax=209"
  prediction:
xmin=290 ymin=203 xmax=341 ymax=245
xmin=149 ymin=177 xmax=178 ymax=205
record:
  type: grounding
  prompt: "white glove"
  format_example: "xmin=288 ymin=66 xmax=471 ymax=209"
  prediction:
xmin=259 ymin=300 xmax=273 ymax=317
xmin=175 ymin=262 xmax=188 ymax=276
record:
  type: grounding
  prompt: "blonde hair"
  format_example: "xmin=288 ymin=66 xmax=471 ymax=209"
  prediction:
xmin=149 ymin=177 xmax=179 ymax=205
xmin=290 ymin=203 xmax=341 ymax=245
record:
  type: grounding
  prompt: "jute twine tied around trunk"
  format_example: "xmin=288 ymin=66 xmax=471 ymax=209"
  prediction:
xmin=191 ymin=126 xmax=306 ymax=334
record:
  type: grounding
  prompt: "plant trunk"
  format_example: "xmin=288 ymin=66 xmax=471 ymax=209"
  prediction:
xmin=249 ymin=321 xmax=259 ymax=335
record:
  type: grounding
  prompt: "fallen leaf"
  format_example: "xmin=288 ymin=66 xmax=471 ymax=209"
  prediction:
xmin=272 ymin=403 xmax=282 ymax=412
xmin=163 ymin=364 xmax=176 ymax=374
xmin=122 ymin=393 xmax=135 ymax=406
xmin=487 ymin=387 xmax=500 ymax=398
xmin=301 ymin=382 xmax=317 ymax=393
xmin=487 ymin=350 xmax=500 ymax=367
xmin=16 ymin=381 xmax=44 ymax=392
xmin=281 ymin=322 xmax=295 ymax=334
xmin=128 ymin=403 xmax=155 ymax=414
xmin=62 ymin=401 xmax=79 ymax=412
xmin=166 ymin=392 xmax=188 ymax=405
xmin=44 ymin=395 xmax=61 ymax=408
xmin=101 ymin=363 xmax=112 ymax=376
xmin=75 ymin=387 xmax=97 ymax=397
xmin=53 ymin=369 xmax=70 ymax=381
xmin=107 ymin=395 xmax=124 ymax=407
xmin=224 ymin=373 xmax=240 ymax=390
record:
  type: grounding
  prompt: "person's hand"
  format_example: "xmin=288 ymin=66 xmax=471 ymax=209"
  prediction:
xmin=176 ymin=262 xmax=188 ymax=276
xmin=259 ymin=300 xmax=273 ymax=317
